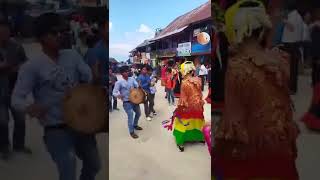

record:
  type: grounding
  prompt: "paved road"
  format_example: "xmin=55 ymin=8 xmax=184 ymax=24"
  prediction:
xmin=1 ymin=42 xmax=319 ymax=180
xmin=109 ymin=73 xmax=320 ymax=180
xmin=109 ymin=75 xmax=212 ymax=180
xmin=0 ymin=43 xmax=107 ymax=180
xmin=293 ymin=75 xmax=320 ymax=180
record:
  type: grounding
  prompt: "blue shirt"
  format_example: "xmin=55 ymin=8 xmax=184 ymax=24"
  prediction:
xmin=112 ymin=77 xmax=139 ymax=102
xmin=11 ymin=50 xmax=92 ymax=127
xmin=86 ymin=40 xmax=108 ymax=86
xmin=84 ymin=48 xmax=96 ymax=64
xmin=150 ymin=74 xmax=157 ymax=94
xmin=137 ymin=74 xmax=151 ymax=93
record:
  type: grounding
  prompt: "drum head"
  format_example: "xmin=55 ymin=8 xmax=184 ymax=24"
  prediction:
xmin=129 ymin=88 xmax=145 ymax=104
xmin=63 ymin=84 xmax=107 ymax=134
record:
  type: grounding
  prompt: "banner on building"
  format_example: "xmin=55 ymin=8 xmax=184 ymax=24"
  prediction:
xmin=193 ymin=28 xmax=201 ymax=37
xmin=177 ymin=42 xmax=191 ymax=57
xmin=191 ymin=26 xmax=211 ymax=54
xmin=146 ymin=53 xmax=151 ymax=59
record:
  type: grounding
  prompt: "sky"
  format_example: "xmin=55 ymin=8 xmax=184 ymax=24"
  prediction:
xmin=109 ymin=0 xmax=209 ymax=62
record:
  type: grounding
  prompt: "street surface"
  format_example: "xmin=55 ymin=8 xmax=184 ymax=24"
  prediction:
xmin=109 ymin=75 xmax=212 ymax=180
xmin=294 ymin=74 xmax=320 ymax=180
xmin=0 ymin=42 xmax=319 ymax=180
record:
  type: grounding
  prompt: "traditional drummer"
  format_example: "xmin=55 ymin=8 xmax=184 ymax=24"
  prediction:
xmin=11 ymin=13 xmax=101 ymax=180
xmin=113 ymin=65 xmax=143 ymax=139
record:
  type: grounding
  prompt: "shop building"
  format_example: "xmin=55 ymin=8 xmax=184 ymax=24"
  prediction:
xmin=130 ymin=1 xmax=212 ymax=67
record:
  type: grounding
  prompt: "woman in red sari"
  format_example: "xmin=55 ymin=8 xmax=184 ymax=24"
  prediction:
xmin=212 ymin=1 xmax=299 ymax=179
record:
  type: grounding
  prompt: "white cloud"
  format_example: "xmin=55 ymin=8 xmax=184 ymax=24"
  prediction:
xmin=110 ymin=43 xmax=134 ymax=52
xmin=138 ymin=24 xmax=152 ymax=33
xmin=109 ymin=22 xmax=113 ymax=31
xmin=109 ymin=24 xmax=155 ymax=60
xmin=109 ymin=43 xmax=135 ymax=57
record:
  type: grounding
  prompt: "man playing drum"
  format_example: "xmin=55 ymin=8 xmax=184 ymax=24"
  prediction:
xmin=113 ymin=66 xmax=143 ymax=139
xmin=11 ymin=13 xmax=101 ymax=180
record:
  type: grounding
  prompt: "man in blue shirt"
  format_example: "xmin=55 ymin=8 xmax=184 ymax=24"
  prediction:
xmin=11 ymin=13 xmax=100 ymax=180
xmin=113 ymin=66 xmax=142 ymax=139
xmin=86 ymin=18 xmax=108 ymax=86
xmin=137 ymin=65 xmax=153 ymax=121
xmin=0 ymin=19 xmax=30 ymax=160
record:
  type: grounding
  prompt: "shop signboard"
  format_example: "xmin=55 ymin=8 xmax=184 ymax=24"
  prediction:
xmin=146 ymin=53 xmax=151 ymax=59
xmin=177 ymin=42 xmax=191 ymax=57
xmin=192 ymin=28 xmax=211 ymax=54
xmin=193 ymin=28 xmax=201 ymax=37
xmin=192 ymin=42 xmax=211 ymax=54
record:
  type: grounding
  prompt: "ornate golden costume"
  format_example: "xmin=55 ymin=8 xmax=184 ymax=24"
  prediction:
xmin=178 ymin=76 xmax=204 ymax=112
xmin=212 ymin=1 xmax=299 ymax=179
xmin=166 ymin=61 xmax=205 ymax=151
xmin=215 ymin=51 xmax=299 ymax=159
xmin=213 ymin=50 xmax=299 ymax=179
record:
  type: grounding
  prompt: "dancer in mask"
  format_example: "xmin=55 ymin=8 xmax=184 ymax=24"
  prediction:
xmin=213 ymin=1 xmax=299 ymax=179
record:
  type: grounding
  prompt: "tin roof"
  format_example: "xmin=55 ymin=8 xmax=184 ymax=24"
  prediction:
xmin=155 ymin=1 xmax=210 ymax=38
xmin=150 ymin=25 xmax=188 ymax=41
xmin=109 ymin=58 xmax=118 ymax=63
xmin=136 ymin=40 xmax=155 ymax=48
xmin=131 ymin=1 xmax=210 ymax=52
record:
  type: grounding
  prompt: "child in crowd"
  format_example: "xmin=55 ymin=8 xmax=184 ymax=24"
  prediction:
xmin=165 ymin=68 xmax=175 ymax=106
xmin=149 ymin=68 xmax=157 ymax=116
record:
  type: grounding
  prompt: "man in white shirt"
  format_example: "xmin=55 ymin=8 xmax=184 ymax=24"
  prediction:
xmin=199 ymin=63 xmax=207 ymax=91
xmin=281 ymin=4 xmax=304 ymax=94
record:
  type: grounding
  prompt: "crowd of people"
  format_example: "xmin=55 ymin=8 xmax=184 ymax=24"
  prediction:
xmin=0 ymin=11 xmax=108 ymax=180
xmin=109 ymin=57 xmax=212 ymax=154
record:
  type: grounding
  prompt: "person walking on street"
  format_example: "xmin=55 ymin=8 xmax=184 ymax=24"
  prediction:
xmin=161 ymin=64 xmax=168 ymax=98
xmin=195 ymin=63 xmax=201 ymax=77
xmin=148 ymin=67 xmax=157 ymax=116
xmin=165 ymin=68 xmax=175 ymax=106
xmin=86 ymin=18 xmax=108 ymax=85
xmin=11 ymin=13 xmax=101 ymax=180
xmin=137 ymin=66 xmax=152 ymax=121
xmin=310 ymin=10 xmax=320 ymax=87
xmin=109 ymin=68 xmax=118 ymax=112
xmin=199 ymin=63 xmax=207 ymax=91
xmin=173 ymin=63 xmax=181 ymax=97
xmin=281 ymin=3 xmax=304 ymax=94
xmin=0 ymin=19 xmax=30 ymax=160
xmin=113 ymin=66 xmax=142 ymax=139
